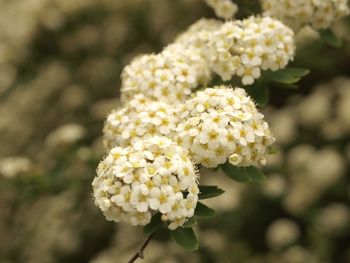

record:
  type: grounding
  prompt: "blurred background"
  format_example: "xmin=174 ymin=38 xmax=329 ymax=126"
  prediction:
xmin=0 ymin=0 xmax=349 ymax=262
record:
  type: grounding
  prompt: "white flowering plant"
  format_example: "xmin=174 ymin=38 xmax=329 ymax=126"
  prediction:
xmin=261 ymin=0 xmax=350 ymax=47
xmin=90 ymin=0 xmax=350 ymax=260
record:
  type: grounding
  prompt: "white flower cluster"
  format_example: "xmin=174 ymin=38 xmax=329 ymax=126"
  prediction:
xmin=174 ymin=19 xmax=222 ymax=82
xmin=297 ymin=78 xmax=350 ymax=140
xmin=175 ymin=18 xmax=223 ymax=48
xmin=267 ymin=78 xmax=350 ymax=145
xmin=95 ymin=9 xmax=285 ymax=229
xmin=120 ymin=43 xmax=210 ymax=104
xmin=205 ymin=0 xmax=238 ymax=19
xmin=120 ymin=16 xmax=296 ymax=102
xmin=283 ymin=145 xmax=345 ymax=214
xmin=176 ymin=86 xmax=275 ymax=168
xmin=206 ymin=16 xmax=295 ymax=85
xmin=261 ymin=0 xmax=350 ymax=31
xmin=103 ymin=94 xmax=178 ymax=149
xmin=92 ymin=137 xmax=199 ymax=229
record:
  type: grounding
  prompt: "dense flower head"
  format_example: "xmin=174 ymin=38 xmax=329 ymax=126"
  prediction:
xmin=164 ymin=44 xmax=212 ymax=87
xmin=92 ymin=136 xmax=199 ymax=230
xmin=120 ymin=44 xmax=206 ymax=104
xmin=206 ymin=16 xmax=295 ymax=85
xmin=205 ymin=0 xmax=238 ymax=19
xmin=175 ymin=86 xmax=275 ymax=168
xmin=261 ymin=0 xmax=350 ymax=31
xmin=103 ymin=94 xmax=178 ymax=149
xmin=174 ymin=19 xmax=223 ymax=85
xmin=175 ymin=18 xmax=223 ymax=49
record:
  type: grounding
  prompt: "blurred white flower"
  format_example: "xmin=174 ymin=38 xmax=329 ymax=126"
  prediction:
xmin=268 ymin=108 xmax=297 ymax=145
xmin=297 ymin=87 xmax=331 ymax=127
xmin=205 ymin=0 xmax=238 ymax=19
xmin=315 ymin=203 xmax=350 ymax=234
xmin=46 ymin=123 xmax=86 ymax=148
xmin=266 ymin=219 xmax=300 ymax=249
xmin=201 ymin=169 xmax=244 ymax=211
xmin=307 ymin=148 xmax=345 ymax=189
xmin=295 ymin=26 xmax=320 ymax=47
xmin=287 ymin=144 xmax=315 ymax=175
xmin=262 ymin=174 xmax=287 ymax=198
xmin=281 ymin=246 xmax=319 ymax=263
xmin=284 ymin=146 xmax=346 ymax=214
xmin=0 ymin=156 xmax=32 ymax=178
xmin=261 ymin=0 xmax=350 ymax=31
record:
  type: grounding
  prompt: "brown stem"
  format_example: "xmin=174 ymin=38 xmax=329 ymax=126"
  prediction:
xmin=127 ymin=232 xmax=156 ymax=263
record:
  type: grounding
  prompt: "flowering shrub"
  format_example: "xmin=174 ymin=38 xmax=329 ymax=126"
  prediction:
xmin=90 ymin=0 xmax=349 ymax=258
xmin=0 ymin=0 xmax=349 ymax=262
xmin=261 ymin=0 xmax=350 ymax=31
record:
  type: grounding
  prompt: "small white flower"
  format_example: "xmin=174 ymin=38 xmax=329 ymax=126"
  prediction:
xmin=205 ymin=0 xmax=238 ymax=19
xmin=130 ymin=185 xmax=150 ymax=213
xmin=129 ymin=211 xmax=152 ymax=226
xmin=229 ymin=153 xmax=242 ymax=165
xmin=168 ymin=217 xmax=187 ymax=230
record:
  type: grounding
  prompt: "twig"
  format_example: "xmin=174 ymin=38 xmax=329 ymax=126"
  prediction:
xmin=127 ymin=232 xmax=156 ymax=263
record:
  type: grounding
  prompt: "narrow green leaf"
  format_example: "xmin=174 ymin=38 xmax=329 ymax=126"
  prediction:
xmin=264 ymin=68 xmax=310 ymax=85
xmin=198 ymin=185 xmax=225 ymax=199
xmin=170 ymin=227 xmax=199 ymax=251
xmin=194 ymin=202 xmax=216 ymax=218
xmin=245 ymin=166 xmax=266 ymax=182
xmin=221 ymin=162 xmax=266 ymax=183
xmin=143 ymin=212 xmax=162 ymax=235
xmin=183 ymin=217 xmax=197 ymax=228
xmin=221 ymin=162 xmax=250 ymax=182
xmin=319 ymin=29 xmax=342 ymax=48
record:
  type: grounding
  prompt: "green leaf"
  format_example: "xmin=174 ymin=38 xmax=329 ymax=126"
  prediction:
xmin=247 ymin=82 xmax=269 ymax=106
xmin=264 ymin=68 xmax=310 ymax=85
xmin=221 ymin=162 xmax=250 ymax=182
xmin=221 ymin=162 xmax=266 ymax=183
xmin=198 ymin=185 xmax=225 ymax=199
xmin=143 ymin=212 xmax=162 ymax=235
xmin=194 ymin=202 xmax=216 ymax=218
xmin=245 ymin=166 xmax=266 ymax=182
xmin=319 ymin=29 xmax=342 ymax=48
xmin=170 ymin=227 xmax=199 ymax=251
xmin=183 ymin=217 xmax=197 ymax=228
